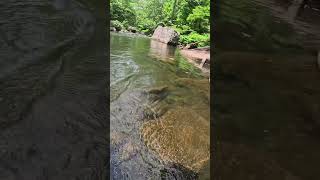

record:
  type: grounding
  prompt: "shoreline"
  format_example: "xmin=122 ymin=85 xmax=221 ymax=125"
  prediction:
xmin=110 ymin=30 xmax=150 ymax=38
xmin=179 ymin=47 xmax=210 ymax=74
xmin=111 ymin=31 xmax=210 ymax=75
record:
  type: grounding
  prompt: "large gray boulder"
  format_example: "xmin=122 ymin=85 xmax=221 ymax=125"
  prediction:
xmin=152 ymin=26 xmax=179 ymax=45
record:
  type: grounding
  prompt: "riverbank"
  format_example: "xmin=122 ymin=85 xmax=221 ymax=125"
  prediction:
xmin=179 ymin=47 xmax=210 ymax=73
xmin=110 ymin=29 xmax=150 ymax=38
xmin=110 ymin=30 xmax=211 ymax=74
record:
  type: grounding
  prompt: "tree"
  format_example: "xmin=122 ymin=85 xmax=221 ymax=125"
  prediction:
xmin=187 ymin=5 xmax=210 ymax=33
xmin=110 ymin=0 xmax=210 ymax=46
xmin=111 ymin=0 xmax=136 ymax=25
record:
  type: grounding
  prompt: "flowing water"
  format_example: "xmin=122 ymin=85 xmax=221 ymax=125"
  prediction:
xmin=0 ymin=0 xmax=107 ymax=179
xmin=110 ymin=32 xmax=210 ymax=179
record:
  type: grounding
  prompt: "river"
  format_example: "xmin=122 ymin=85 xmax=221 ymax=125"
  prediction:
xmin=0 ymin=0 xmax=108 ymax=179
xmin=110 ymin=32 xmax=210 ymax=179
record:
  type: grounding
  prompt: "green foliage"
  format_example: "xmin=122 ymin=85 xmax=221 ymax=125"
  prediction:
xmin=137 ymin=18 xmax=157 ymax=35
xmin=111 ymin=0 xmax=136 ymax=25
xmin=180 ymin=32 xmax=210 ymax=47
xmin=173 ymin=25 xmax=193 ymax=35
xmin=111 ymin=0 xmax=210 ymax=45
xmin=187 ymin=5 xmax=210 ymax=33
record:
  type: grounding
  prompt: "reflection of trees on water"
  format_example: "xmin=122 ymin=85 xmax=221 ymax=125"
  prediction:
xmin=149 ymin=40 xmax=176 ymax=60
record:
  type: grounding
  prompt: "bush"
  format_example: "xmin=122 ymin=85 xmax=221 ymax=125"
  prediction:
xmin=173 ymin=25 xmax=193 ymax=35
xmin=122 ymin=20 xmax=129 ymax=29
xmin=137 ymin=19 xmax=157 ymax=35
xmin=110 ymin=0 xmax=136 ymax=25
xmin=187 ymin=5 xmax=210 ymax=34
xmin=180 ymin=32 xmax=210 ymax=47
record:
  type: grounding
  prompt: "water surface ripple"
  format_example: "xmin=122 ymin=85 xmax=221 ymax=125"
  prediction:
xmin=110 ymin=32 xmax=210 ymax=179
xmin=0 ymin=0 xmax=107 ymax=179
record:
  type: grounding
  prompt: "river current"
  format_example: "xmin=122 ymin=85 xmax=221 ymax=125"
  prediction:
xmin=110 ymin=32 xmax=210 ymax=179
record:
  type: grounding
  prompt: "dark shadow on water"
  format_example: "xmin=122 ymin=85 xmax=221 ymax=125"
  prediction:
xmin=0 ymin=0 xmax=108 ymax=179
xmin=214 ymin=0 xmax=320 ymax=179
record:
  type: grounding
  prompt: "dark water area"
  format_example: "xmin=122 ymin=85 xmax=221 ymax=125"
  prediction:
xmin=110 ymin=32 xmax=210 ymax=179
xmin=0 ymin=0 xmax=108 ymax=179
xmin=215 ymin=0 xmax=320 ymax=53
xmin=214 ymin=0 xmax=320 ymax=179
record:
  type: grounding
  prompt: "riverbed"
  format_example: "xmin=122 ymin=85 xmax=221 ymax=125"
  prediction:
xmin=110 ymin=32 xmax=210 ymax=179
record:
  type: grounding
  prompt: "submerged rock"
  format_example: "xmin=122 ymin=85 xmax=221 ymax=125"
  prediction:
xmin=152 ymin=26 xmax=180 ymax=45
xmin=175 ymin=78 xmax=210 ymax=101
xmin=111 ymin=131 xmax=128 ymax=146
xmin=160 ymin=164 xmax=198 ymax=179
xmin=147 ymin=86 xmax=168 ymax=94
xmin=141 ymin=107 xmax=210 ymax=172
xmin=118 ymin=141 xmax=139 ymax=161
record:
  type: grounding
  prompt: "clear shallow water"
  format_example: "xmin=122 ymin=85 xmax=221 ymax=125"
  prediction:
xmin=110 ymin=32 xmax=210 ymax=179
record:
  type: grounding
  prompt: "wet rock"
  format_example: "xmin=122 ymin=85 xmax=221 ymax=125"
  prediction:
xmin=128 ymin=26 xmax=137 ymax=33
xmin=145 ymin=86 xmax=170 ymax=105
xmin=111 ymin=131 xmax=128 ymax=146
xmin=160 ymin=164 xmax=198 ymax=180
xmin=175 ymin=78 xmax=210 ymax=101
xmin=141 ymin=107 xmax=210 ymax=172
xmin=152 ymin=26 xmax=180 ymax=45
xmin=119 ymin=141 xmax=138 ymax=161
xmin=178 ymin=44 xmax=184 ymax=49
xmin=142 ymin=99 xmax=169 ymax=120
xmin=113 ymin=26 xmax=121 ymax=31
xmin=184 ymin=43 xmax=198 ymax=49
xmin=147 ymin=86 xmax=168 ymax=94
